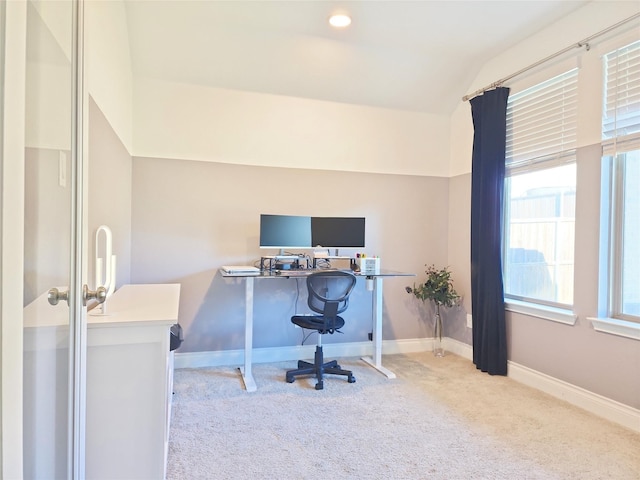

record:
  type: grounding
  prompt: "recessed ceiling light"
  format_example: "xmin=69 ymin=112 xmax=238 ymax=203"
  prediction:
xmin=329 ymin=14 xmax=351 ymax=28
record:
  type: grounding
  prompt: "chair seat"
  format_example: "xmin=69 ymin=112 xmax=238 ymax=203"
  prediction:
xmin=291 ymin=315 xmax=345 ymax=334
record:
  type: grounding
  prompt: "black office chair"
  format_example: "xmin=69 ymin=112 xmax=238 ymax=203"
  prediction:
xmin=286 ymin=270 xmax=357 ymax=390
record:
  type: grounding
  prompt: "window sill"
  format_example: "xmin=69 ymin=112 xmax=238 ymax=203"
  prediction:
xmin=505 ymin=299 xmax=577 ymax=325
xmin=588 ymin=317 xmax=640 ymax=341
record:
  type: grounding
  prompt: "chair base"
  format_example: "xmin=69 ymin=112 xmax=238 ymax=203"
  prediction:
xmin=286 ymin=346 xmax=355 ymax=390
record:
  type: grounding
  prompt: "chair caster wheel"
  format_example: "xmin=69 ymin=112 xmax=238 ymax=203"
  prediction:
xmin=315 ymin=382 xmax=324 ymax=390
xmin=348 ymin=375 xmax=356 ymax=383
xmin=286 ymin=375 xmax=294 ymax=383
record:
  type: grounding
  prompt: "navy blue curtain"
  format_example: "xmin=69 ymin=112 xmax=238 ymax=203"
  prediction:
xmin=470 ymin=87 xmax=509 ymax=375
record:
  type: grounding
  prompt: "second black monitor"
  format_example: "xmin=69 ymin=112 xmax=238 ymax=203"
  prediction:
xmin=311 ymin=217 xmax=365 ymax=248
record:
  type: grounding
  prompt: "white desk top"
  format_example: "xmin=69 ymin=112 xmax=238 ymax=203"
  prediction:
xmin=88 ymin=283 xmax=181 ymax=325
xmin=24 ymin=283 xmax=181 ymax=328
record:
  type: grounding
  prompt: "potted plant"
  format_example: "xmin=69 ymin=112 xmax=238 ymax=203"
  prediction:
xmin=406 ymin=265 xmax=459 ymax=356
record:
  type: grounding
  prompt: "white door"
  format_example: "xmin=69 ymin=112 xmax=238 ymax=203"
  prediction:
xmin=2 ymin=1 xmax=97 ymax=477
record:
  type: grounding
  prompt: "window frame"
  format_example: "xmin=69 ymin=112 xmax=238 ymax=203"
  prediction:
xmin=607 ymin=151 xmax=639 ymax=322
xmin=502 ymin=69 xmax=579 ymax=311
xmin=601 ymin=40 xmax=640 ymax=324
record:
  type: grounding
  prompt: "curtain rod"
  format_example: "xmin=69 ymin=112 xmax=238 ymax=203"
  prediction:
xmin=462 ymin=12 xmax=640 ymax=102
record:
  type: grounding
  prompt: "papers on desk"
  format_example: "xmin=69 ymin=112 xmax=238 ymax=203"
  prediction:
xmin=221 ymin=265 xmax=260 ymax=274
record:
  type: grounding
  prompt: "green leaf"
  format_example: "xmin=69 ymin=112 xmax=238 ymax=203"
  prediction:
xmin=405 ymin=264 xmax=459 ymax=307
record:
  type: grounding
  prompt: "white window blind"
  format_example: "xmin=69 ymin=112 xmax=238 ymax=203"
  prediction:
xmin=506 ymin=69 xmax=578 ymax=174
xmin=603 ymin=40 xmax=640 ymax=155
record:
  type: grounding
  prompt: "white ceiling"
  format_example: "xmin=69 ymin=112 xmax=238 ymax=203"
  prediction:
xmin=124 ymin=0 xmax=592 ymax=115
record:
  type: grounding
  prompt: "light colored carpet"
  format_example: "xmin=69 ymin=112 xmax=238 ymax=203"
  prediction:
xmin=167 ymin=352 xmax=640 ymax=479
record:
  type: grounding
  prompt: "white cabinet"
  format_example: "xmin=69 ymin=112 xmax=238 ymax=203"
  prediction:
xmin=24 ymin=283 xmax=181 ymax=480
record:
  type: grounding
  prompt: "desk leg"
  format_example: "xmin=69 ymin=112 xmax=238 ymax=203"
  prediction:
xmin=361 ymin=276 xmax=396 ymax=379
xmin=238 ymin=277 xmax=257 ymax=392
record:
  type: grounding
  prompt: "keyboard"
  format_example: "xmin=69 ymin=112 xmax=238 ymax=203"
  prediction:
xmin=275 ymin=269 xmax=309 ymax=276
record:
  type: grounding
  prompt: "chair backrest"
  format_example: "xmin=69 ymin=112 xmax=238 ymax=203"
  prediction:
xmin=306 ymin=270 xmax=357 ymax=317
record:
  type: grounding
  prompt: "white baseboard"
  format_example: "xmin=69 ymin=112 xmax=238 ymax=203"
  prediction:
xmin=174 ymin=338 xmax=433 ymax=369
xmin=506 ymin=360 xmax=640 ymax=433
xmin=175 ymin=337 xmax=639 ymax=433
xmin=440 ymin=338 xmax=639 ymax=433
xmin=443 ymin=337 xmax=473 ymax=359
xmin=174 ymin=343 xmax=366 ymax=368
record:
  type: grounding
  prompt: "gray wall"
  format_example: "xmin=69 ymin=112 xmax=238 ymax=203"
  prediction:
xmin=447 ymin=173 xmax=473 ymax=346
xmin=130 ymin=157 xmax=460 ymax=352
xmin=88 ymin=97 xmax=132 ymax=290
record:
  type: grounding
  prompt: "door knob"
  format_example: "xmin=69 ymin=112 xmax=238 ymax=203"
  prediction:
xmin=48 ymin=285 xmax=107 ymax=306
xmin=83 ymin=284 xmax=107 ymax=306
xmin=47 ymin=287 xmax=69 ymax=306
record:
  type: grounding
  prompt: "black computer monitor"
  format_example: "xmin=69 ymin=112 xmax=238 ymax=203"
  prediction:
xmin=259 ymin=214 xmax=312 ymax=249
xmin=311 ymin=217 xmax=366 ymax=248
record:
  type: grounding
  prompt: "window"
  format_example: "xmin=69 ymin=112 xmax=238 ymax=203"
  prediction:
xmin=503 ymin=69 xmax=578 ymax=308
xmin=603 ymin=40 xmax=640 ymax=321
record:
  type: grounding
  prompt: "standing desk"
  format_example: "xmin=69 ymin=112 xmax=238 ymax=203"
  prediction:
xmin=220 ymin=268 xmax=413 ymax=392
